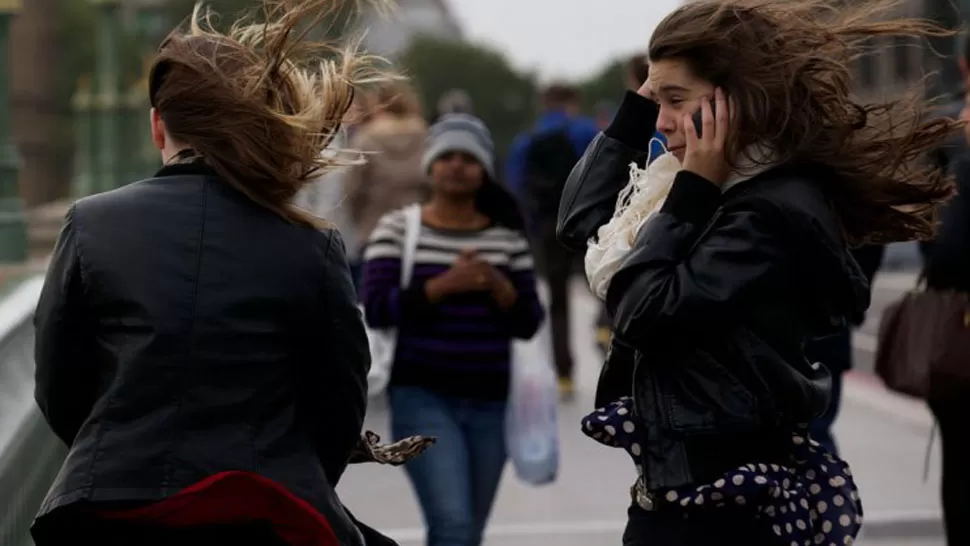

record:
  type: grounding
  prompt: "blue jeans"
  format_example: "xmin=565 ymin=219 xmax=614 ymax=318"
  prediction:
xmin=389 ymin=386 xmax=508 ymax=546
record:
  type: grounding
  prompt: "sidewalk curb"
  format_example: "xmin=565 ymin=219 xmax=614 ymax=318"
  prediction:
xmin=383 ymin=509 xmax=945 ymax=543
xmin=872 ymin=271 xmax=919 ymax=292
xmin=859 ymin=510 xmax=944 ymax=540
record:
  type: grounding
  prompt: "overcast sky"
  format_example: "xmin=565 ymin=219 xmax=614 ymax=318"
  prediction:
xmin=446 ymin=0 xmax=682 ymax=82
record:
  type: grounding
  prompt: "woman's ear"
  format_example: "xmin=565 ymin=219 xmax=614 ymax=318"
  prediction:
xmin=150 ymin=108 xmax=166 ymax=151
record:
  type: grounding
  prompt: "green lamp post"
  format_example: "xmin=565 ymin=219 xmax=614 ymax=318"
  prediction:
xmin=0 ymin=0 xmax=28 ymax=264
xmin=91 ymin=0 xmax=123 ymax=194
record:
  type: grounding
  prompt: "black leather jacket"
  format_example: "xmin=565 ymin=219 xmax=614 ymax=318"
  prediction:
xmin=31 ymin=161 xmax=383 ymax=545
xmin=558 ymin=92 xmax=870 ymax=491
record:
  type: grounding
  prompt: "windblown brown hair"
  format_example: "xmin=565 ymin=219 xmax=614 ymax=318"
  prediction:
xmin=649 ymin=0 xmax=963 ymax=245
xmin=148 ymin=0 xmax=393 ymax=227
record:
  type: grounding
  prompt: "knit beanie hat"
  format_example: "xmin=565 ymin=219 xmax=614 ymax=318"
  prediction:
xmin=421 ymin=113 xmax=496 ymax=180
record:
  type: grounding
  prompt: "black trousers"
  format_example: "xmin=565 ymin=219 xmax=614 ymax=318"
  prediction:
xmin=929 ymin=395 xmax=970 ymax=546
xmin=533 ymin=220 xmax=576 ymax=380
xmin=622 ymin=504 xmax=774 ymax=546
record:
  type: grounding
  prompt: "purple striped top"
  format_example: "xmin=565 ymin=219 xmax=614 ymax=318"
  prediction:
xmin=361 ymin=207 xmax=545 ymax=400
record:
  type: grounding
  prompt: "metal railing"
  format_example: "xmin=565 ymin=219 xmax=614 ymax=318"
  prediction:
xmin=0 ymin=276 xmax=66 ymax=546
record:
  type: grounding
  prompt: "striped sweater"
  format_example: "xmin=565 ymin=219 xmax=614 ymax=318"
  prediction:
xmin=361 ymin=208 xmax=545 ymax=401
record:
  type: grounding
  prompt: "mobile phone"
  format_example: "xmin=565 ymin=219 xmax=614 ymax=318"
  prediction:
xmin=691 ymin=98 xmax=718 ymax=138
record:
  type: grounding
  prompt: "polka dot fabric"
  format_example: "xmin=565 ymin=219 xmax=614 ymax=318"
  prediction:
xmin=582 ymin=397 xmax=864 ymax=546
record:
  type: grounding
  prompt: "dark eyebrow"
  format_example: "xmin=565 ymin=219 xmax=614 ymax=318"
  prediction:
xmin=658 ymin=84 xmax=691 ymax=94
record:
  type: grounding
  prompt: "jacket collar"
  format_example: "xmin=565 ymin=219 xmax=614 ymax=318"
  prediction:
xmin=153 ymin=159 xmax=219 ymax=180
xmin=722 ymin=143 xmax=777 ymax=193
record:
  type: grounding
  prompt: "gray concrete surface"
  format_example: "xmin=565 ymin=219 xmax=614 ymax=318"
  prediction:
xmin=338 ymin=272 xmax=945 ymax=545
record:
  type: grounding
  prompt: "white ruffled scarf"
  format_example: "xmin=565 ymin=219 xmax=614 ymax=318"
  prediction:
xmin=585 ymin=141 xmax=775 ymax=300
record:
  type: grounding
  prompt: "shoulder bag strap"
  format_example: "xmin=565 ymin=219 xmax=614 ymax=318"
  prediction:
xmin=399 ymin=204 xmax=423 ymax=288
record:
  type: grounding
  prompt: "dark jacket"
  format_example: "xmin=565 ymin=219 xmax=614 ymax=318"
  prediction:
xmin=31 ymin=161 xmax=374 ymax=545
xmin=802 ymin=243 xmax=884 ymax=376
xmin=921 ymin=154 xmax=970 ymax=293
xmin=920 ymin=95 xmax=966 ymax=262
xmin=558 ymin=92 xmax=870 ymax=491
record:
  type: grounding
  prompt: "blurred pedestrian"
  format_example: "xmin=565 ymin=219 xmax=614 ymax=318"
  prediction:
xmin=506 ymin=83 xmax=598 ymax=399
xmin=343 ymin=81 xmax=431 ymax=287
xmin=916 ymin=37 xmax=970 ymax=546
xmin=361 ymin=114 xmax=544 ymax=546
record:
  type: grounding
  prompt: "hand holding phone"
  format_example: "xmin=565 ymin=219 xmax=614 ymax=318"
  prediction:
xmin=691 ymin=98 xmax=717 ymax=139
xmin=682 ymin=88 xmax=730 ymax=185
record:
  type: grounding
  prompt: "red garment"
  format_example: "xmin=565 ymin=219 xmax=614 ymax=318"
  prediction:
xmin=98 ymin=471 xmax=340 ymax=546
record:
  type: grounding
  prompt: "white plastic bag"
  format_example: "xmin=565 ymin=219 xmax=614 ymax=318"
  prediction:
xmin=505 ymin=319 xmax=560 ymax=486
xmin=364 ymin=309 xmax=396 ymax=396
xmin=364 ymin=204 xmax=422 ymax=398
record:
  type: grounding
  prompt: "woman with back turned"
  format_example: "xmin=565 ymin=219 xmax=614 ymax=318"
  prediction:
xmin=29 ymin=2 xmax=424 ymax=545
xmin=558 ymin=1 xmax=959 ymax=544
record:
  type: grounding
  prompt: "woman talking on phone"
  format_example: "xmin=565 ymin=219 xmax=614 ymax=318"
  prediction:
xmin=558 ymin=0 xmax=958 ymax=544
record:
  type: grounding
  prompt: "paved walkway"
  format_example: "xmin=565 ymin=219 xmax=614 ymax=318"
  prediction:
xmin=337 ymin=272 xmax=945 ymax=545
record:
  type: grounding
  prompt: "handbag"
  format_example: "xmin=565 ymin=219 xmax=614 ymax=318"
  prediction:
xmin=874 ymin=281 xmax=970 ymax=399
xmin=364 ymin=204 xmax=423 ymax=397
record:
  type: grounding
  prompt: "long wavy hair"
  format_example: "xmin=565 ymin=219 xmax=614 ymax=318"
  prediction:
xmin=648 ymin=0 xmax=962 ymax=245
xmin=148 ymin=0 xmax=393 ymax=227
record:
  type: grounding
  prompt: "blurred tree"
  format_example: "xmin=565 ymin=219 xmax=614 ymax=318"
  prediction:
xmin=578 ymin=57 xmax=627 ymax=113
xmin=10 ymin=0 xmax=385 ymax=208
xmin=398 ymin=36 xmax=536 ymax=164
xmin=164 ymin=0 xmax=357 ymax=42
xmin=60 ymin=2 xmax=145 ymax=100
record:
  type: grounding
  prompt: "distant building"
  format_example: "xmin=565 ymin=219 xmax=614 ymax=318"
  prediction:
xmin=356 ymin=0 xmax=464 ymax=57
xmin=119 ymin=0 xmax=174 ymax=47
xmin=853 ymin=0 xmax=965 ymax=101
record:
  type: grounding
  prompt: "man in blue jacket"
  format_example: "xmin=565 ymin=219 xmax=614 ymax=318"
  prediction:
xmin=506 ymin=84 xmax=597 ymax=398
xmin=506 ymin=84 xmax=598 ymax=208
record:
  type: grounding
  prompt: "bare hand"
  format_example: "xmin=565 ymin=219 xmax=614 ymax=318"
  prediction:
xmin=426 ymin=249 xmax=494 ymax=301
xmin=491 ymin=273 xmax=518 ymax=309
xmin=456 ymin=249 xmax=519 ymax=308
xmin=682 ymin=87 xmax=730 ymax=186
xmin=456 ymin=249 xmax=496 ymax=290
